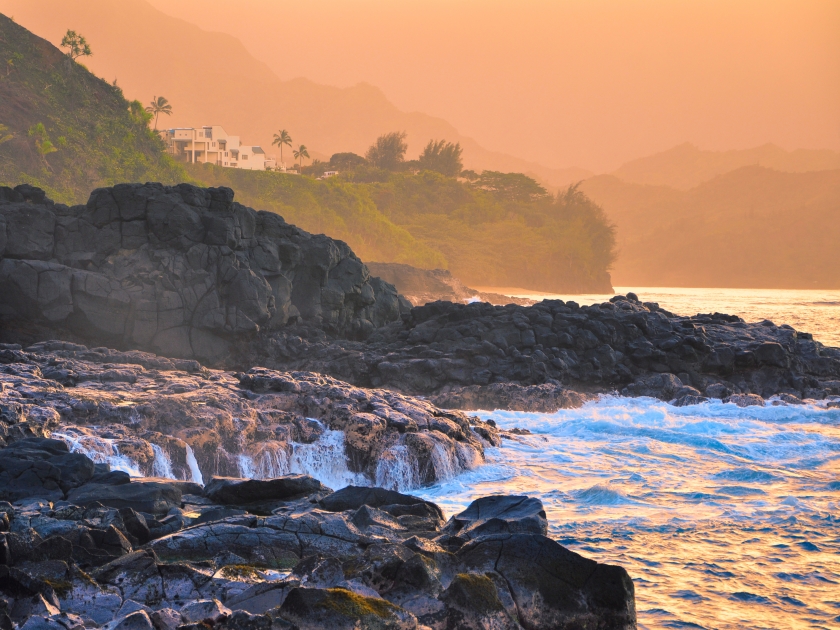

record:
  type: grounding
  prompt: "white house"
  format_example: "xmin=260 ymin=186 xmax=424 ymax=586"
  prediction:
xmin=160 ymin=126 xmax=273 ymax=171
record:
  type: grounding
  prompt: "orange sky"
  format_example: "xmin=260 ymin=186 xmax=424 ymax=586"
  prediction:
xmin=140 ymin=0 xmax=840 ymax=171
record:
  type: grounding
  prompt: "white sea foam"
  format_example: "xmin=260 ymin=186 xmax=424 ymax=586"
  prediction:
xmin=288 ymin=429 xmax=367 ymax=489
xmin=375 ymin=444 xmax=418 ymax=492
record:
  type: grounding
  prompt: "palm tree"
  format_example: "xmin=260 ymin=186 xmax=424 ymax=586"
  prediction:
xmin=293 ymin=144 xmax=310 ymax=170
xmin=145 ymin=96 xmax=173 ymax=131
xmin=272 ymin=129 xmax=292 ymax=168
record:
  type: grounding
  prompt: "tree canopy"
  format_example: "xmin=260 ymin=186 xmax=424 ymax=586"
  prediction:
xmin=365 ymin=131 xmax=408 ymax=170
xmin=60 ymin=30 xmax=91 ymax=61
xmin=471 ymin=170 xmax=549 ymax=203
xmin=418 ymin=139 xmax=463 ymax=176
xmin=330 ymin=152 xmax=366 ymax=170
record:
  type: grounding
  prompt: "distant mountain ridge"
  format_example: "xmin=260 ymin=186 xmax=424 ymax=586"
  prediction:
xmin=0 ymin=0 xmax=591 ymax=189
xmin=611 ymin=142 xmax=840 ymax=190
xmin=582 ymin=165 xmax=840 ymax=289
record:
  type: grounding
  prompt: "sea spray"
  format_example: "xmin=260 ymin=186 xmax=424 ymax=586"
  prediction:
xmin=185 ymin=444 xmax=204 ymax=485
xmin=288 ymin=429 xmax=367 ymax=489
xmin=375 ymin=444 xmax=419 ymax=492
xmin=151 ymin=443 xmax=175 ymax=479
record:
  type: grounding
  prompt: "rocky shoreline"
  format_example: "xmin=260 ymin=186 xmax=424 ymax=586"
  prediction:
xmin=0 ymin=435 xmax=635 ymax=629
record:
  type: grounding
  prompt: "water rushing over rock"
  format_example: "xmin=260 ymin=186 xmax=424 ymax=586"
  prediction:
xmin=0 ymin=341 xmax=498 ymax=492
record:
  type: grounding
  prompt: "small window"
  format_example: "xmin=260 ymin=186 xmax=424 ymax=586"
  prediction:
xmin=242 ymin=154 xmax=248 ymax=160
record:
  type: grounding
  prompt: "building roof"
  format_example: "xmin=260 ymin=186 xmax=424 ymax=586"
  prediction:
xmin=251 ymin=147 xmax=265 ymax=154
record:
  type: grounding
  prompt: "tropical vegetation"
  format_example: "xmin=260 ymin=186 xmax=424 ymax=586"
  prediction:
xmin=0 ymin=16 xmax=186 ymax=203
xmin=0 ymin=16 xmax=615 ymax=292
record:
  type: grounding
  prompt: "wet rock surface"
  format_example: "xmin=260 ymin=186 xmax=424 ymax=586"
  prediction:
xmin=0 ymin=438 xmax=636 ymax=629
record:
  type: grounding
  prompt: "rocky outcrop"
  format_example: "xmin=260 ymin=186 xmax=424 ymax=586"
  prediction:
xmin=0 ymin=341 xmax=499 ymax=492
xmin=3 ymin=184 xmax=838 ymax=411
xmin=0 ymin=440 xmax=636 ymax=630
xmin=0 ymin=183 xmax=405 ymax=363
xmin=240 ymin=294 xmax=840 ymax=408
xmin=366 ymin=262 xmax=535 ymax=307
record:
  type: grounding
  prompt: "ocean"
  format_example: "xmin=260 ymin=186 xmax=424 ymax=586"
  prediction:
xmin=420 ymin=287 xmax=840 ymax=630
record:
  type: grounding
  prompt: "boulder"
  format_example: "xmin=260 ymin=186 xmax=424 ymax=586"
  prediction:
xmin=66 ymin=481 xmax=182 ymax=516
xmin=319 ymin=486 xmax=444 ymax=521
xmin=723 ymin=393 xmax=765 ymax=407
xmin=278 ymin=587 xmax=417 ymax=630
xmin=179 ymin=599 xmax=232 ymax=623
xmin=106 ymin=610 xmax=154 ymax=630
xmin=439 ymin=573 xmax=520 ymax=630
xmin=457 ymin=534 xmax=636 ymax=630
xmin=204 ymin=475 xmax=324 ymax=505
xmin=439 ymin=495 xmax=547 ymax=542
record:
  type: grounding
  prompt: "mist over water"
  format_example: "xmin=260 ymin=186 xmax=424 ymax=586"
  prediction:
xmin=475 ymin=287 xmax=840 ymax=348
xmin=416 ymin=398 xmax=840 ymax=630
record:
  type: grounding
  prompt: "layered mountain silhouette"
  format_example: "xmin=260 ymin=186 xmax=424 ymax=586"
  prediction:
xmin=582 ymin=165 xmax=840 ymax=288
xmin=610 ymin=142 xmax=840 ymax=190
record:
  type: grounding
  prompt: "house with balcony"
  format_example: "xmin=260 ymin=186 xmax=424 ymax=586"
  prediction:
xmin=160 ymin=126 xmax=273 ymax=171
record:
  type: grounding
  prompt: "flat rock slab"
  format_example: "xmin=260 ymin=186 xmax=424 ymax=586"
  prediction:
xmin=319 ymin=486 xmax=444 ymax=521
xmin=66 ymin=481 xmax=182 ymax=516
xmin=205 ymin=475 xmax=325 ymax=505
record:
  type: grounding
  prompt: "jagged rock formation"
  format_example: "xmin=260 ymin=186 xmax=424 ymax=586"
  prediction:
xmin=0 ymin=341 xmax=497 ymax=490
xmin=0 ymin=438 xmax=637 ymax=630
xmin=366 ymin=262 xmax=535 ymax=307
xmin=241 ymin=295 xmax=840 ymax=409
xmin=0 ymin=183 xmax=406 ymax=363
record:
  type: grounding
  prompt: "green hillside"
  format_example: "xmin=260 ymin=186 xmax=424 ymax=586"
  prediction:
xmin=0 ymin=13 xmax=615 ymax=293
xmin=0 ymin=13 xmax=186 ymax=203
xmin=187 ymin=164 xmax=616 ymax=293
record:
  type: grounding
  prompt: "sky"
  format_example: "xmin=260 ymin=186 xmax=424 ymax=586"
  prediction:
xmin=141 ymin=0 xmax=840 ymax=172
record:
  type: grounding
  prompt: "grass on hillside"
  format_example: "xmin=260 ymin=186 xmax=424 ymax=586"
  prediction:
xmin=0 ymin=13 xmax=188 ymax=203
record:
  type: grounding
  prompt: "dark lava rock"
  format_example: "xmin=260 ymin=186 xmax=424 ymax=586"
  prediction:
xmin=278 ymin=587 xmax=417 ymax=630
xmin=0 ymin=449 xmax=636 ymax=630
xmin=431 ymin=383 xmax=593 ymax=413
xmin=456 ymin=533 xmax=636 ymax=629
xmin=204 ymin=475 xmax=325 ymax=505
xmin=0 ymin=346 xmax=492 ymax=491
xmin=319 ymin=486 xmax=444 ymax=521
xmin=0 ymin=184 xmax=405 ymax=363
xmin=0 ymin=438 xmax=96 ymax=502
xmin=440 ymin=495 xmax=547 ymax=542
xmin=440 ymin=572 xmax=520 ymax=630
xmin=66 ymin=481 xmax=182 ymax=516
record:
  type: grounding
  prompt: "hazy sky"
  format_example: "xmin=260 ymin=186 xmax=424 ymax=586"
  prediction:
xmin=143 ymin=0 xmax=840 ymax=172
